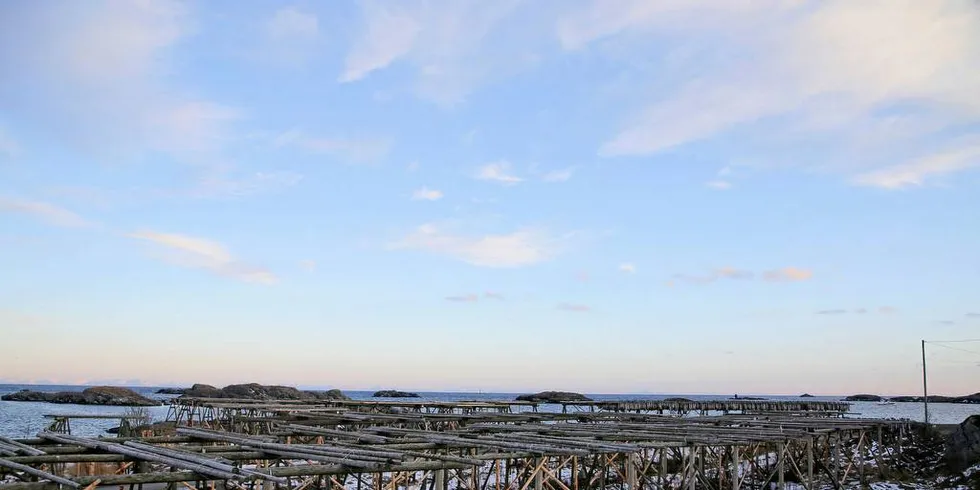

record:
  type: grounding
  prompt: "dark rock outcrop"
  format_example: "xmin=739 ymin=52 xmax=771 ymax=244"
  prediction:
xmin=309 ymin=389 xmax=351 ymax=401
xmin=372 ymin=390 xmax=420 ymax=398
xmin=799 ymin=393 xmax=814 ymax=398
xmin=177 ymin=383 xmax=350 ymax=401
xmin=1 ymin=386 xmax=160 ymax=406
xmin=155 ymin=388 xmax=186 ymax=395
xmin=516 ymin=391 xmax=593 ymax=403
xmin=888 ymin=393 xmax=980 ymax=404
xmin=180 ymin=384 xmax=224 ymax=398
xmin=947 ymin=415 xmax=980 ymax=471
xmin=844 ymin=394 xmax=883 ymax=402
xmin=221 ymin=383 xmax=309 ymax=400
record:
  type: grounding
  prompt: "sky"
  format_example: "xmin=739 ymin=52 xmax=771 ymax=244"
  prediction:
xmin=0 ymin=0 xmax=979 ymax=396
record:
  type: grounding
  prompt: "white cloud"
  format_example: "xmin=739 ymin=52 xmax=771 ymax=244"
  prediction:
xmin=0 ymin=1 xmax=240 ymax=162
xmin=542 ymin=167 xmax=575 ymax=182
xmin=340 ymin=2 xmax=420 ymax=83
xmin=147 ymin=101 xmax=241 ymax=155
xmin=406 ymin=161 xmax=420 ymax=172
xmin=190 ymin=171 xmax=303 ymax=199
xmin=586 ymin=1 xmax=980 ymax=185
xmin=618 ymin=263 xmax=636 ymax=274
xmin=391 ymin=223 xmax=558 ymax=268
xmin=851 ymin=143 xmax=980 ymax=189
xmin=762 ymin=267 xmax=813 ymax=282
xmin=268 ymin=7 xmax=319 ymax=41
xmin=446 ymin=294 xmax=479 ymax=303
xmin=672 ymin=266 xmax=811 ymax=285
xmin=0 ymin=197 xmax=91 ymax=228
xmin=262 ymin=7 xmax=321 ymax=65
xmin=273 ymin=129 xmax=390 ymax=163
xmin=484 ymin=291 xmax=504 ymax=300
xmin=557 ymin=303 xmax=590 ymax=312
xmin=706 ymin=180 xmax=732 ymax=190
xmin=340 ymin=0 xmax=532 ymax=103
xmin=475 ymin=161 xmax=523 ymax=185
xmin=411 ymin=187 xmax=444 ymax=201
xmin=129 ymin=230 xmax=277 ymax=285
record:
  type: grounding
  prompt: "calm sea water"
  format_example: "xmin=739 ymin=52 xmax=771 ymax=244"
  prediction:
xmin=1 ymin=384 xmax=977 ymax=438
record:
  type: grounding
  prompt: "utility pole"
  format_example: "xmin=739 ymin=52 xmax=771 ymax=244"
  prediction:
xmin=921 ymin=340 xmax=929 ymax=424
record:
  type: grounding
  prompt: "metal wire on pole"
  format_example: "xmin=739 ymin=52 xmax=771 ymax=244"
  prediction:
xmin=920 ymin=338 xmax=980 ymax=424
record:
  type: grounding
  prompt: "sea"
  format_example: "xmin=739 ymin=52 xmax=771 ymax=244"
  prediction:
xmin=1 ymin=384 xmax=977 ymax=438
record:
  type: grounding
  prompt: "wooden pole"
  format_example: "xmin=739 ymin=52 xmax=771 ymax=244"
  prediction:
xmin=777 ymin=442 xmax=785 ymax=490
xmin=0 ymin=457 xmax=81 ymax=488
xmin=921 ymin=340 xmax=929 ymax=424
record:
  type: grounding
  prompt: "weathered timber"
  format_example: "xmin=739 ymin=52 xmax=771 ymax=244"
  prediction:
xmin=0 ymin=457 xmax=80 ymax=488
xmin=0 ymin=438 xmax=45 ymax=457
xmin=38 ymin=432 xmax=243 ymax=481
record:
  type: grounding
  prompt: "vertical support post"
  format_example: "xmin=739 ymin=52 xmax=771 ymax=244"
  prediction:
xmin=434 ymin=470 xmax=446 ymax=490
xmin=921 ymin=340 xmax=929 ymax=424
xmin=572 ymin=456 xmax=578 ymax=490
xmin=833 ymin=435 xmax=842 ymax=488
xmin=731 ymin=446 xmax=740 ymax=490
xmin=496 ymin=459 xmax=501 ymax=490
xmin=777 ymin=442 xmax=785 ymax=490
xmin=807 ymin=437 xmax=814 ymax=490
xmin=626 ymin=453 xmax=637 ymax=490
xmin=534 ymin=458 xmax=543 ymax=490
xmin=858 ymin=432 xmax=866 ymax=488
xmin=686 ymin=448 xmax=695 ymax=490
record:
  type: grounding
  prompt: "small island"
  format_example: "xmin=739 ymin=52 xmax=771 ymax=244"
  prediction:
xmin=1 ymin=386 xmax=160 ymax=406
xmin=800 ymin=393 xmax=814 ymax=398
xmin=844 ymin=394 xmax=884 ymax=402
xmin=372 ymin=390 xmax=420 ymax=398
xmin=176 ymin=383 xmax=351 ymax=400
xmin=516 ymin=391 xmax=593 ymax=403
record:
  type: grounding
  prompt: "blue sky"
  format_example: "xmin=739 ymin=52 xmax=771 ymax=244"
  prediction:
xmin=1 ymin=0 xmax=978 ymax=395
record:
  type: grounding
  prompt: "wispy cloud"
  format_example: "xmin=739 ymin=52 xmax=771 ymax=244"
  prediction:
xmin=937 ymin=320 xmax=956 ymax=326
xmin=672 ymin=266 xmax=811 ymax=285
xmin=557 ymin=303 xmax=590 ymax=312
xmin=762 ymin=267 xmax=813 ymax=282
xmin=391 ymin=223 xmax=559 ymax=268
xmin=816 ymin=309 xmax=848 ymax=315
xmin=260 ymin=7 xmax=320 ymax=65
xmin=445 ymin=294 xmax=479 ymax=303
xmin=542 ymin=167 xmax=575 ymax=182
xmin=0 ymin=197 xmax=91 ymax=228
xmin=340 ymin=0 xmax=531 ymax=103
xmin=300 ymin=260 xmax=317 ymax=273
xmin=189 ymin=171 xmax=303 ymax=199
xmin=484 ymin=291 xmax=504 ymax=300
xmin=816 ymin=306 xmax=896 ymax=315
xmin=129 ymin=230 xmax=277 ymax=284
xmin=706 ymin=180 xmax=732 ymax=190
xmin=411 ymin=187 xmax=444 ymax=201
xmin=475 ymin=161 xmax=523 ymax=185
xmin=618 ymin=263 xmax=636 ymax=274
xmin=967 ymin=313 xmax=980 ymax=318
xmin=273 ymin=129 xmax=390 ymax=163
xmin=583 ymin=1 xmax=980 ymax=186
xmin=0 ymin=2 xmax=241 ymax=161
xmin=851 ymin=142 xmax=980 ymax=189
